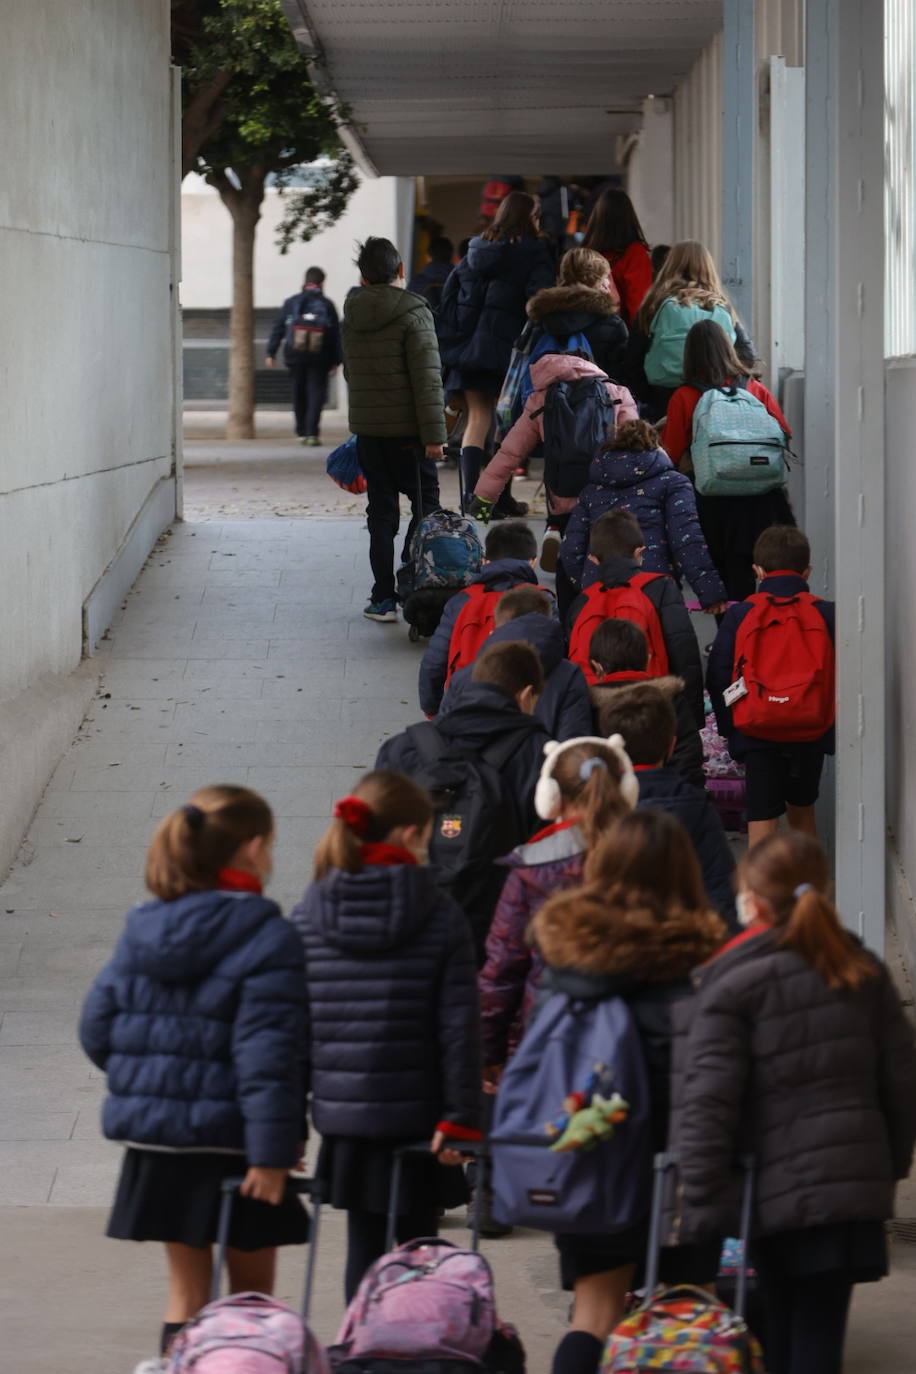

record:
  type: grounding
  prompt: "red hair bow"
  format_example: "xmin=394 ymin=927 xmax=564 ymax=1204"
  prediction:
xmin=333 ymin=796 xmax=372 ymax=837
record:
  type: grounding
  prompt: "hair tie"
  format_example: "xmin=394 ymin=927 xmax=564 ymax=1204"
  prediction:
xmin=183 ymin=804 xmax=205 ymax=831
xmin=794 ymin=883 xmax=814 ymax=900
xmin=333 ymin=796 xmax=372 ymax=838
xmin=579 ymin=757 xmax=608 ymax=783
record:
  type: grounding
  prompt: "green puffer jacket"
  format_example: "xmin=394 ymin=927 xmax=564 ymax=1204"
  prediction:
xmin=342 ymin=285 xmax=447 ymax=445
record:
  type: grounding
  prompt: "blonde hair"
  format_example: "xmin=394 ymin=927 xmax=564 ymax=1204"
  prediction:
xmin=638 ymin=239 xmax=735 ymax=334
xmin=558 ymin=247 xmax=618 ymax=303
xmin=145 ymin=785 xmax=273 ymax=901
xmin=313 ymin=770 xmax=433 ymax=879
xmin=548 ymin=742 xmax=630 ymax=846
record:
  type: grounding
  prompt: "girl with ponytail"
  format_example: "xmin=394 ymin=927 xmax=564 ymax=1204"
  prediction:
xmin=79 ymin=786 xmax=308 ymax=1362
xmin=672 ymin=830 xmax=916 ymax=1374
xmin=290 ymin=770 xmax=482 ymax=1301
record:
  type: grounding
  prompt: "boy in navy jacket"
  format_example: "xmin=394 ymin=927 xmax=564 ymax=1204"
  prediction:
xmin=707 ymin=525 xmax=835 ymax=850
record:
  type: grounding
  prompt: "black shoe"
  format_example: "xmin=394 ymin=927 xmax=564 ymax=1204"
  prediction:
xmin=494 ymin=496 xmax=529 ymax=519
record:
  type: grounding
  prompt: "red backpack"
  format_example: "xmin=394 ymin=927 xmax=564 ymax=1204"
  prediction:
xmin=446 ymin=583 xmax=531 ymax=683
xmin=568 ymin=574 xmax=670 ymax=686
xmin=731 ymin=591 xmax=835 ymax=741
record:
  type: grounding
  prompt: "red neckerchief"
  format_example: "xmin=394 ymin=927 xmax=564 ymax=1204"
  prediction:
xmin=361 ymin=843 xmax=417 ymax=868
xmin=597 ymin=669 xmax=653 ymax=685
xmin=217 ymin=868 xmax=263 ymax=894
xmin=709 ymin=920 xmax=770 ymax=962
xmin=527 ymin=817 xmax=580 ymax=844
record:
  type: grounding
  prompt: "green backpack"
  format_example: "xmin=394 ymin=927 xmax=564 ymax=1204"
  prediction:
xmin=644 ymin=298 xmax=737 ymax=389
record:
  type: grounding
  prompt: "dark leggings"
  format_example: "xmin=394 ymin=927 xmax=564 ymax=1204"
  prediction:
xmin=345 ymin=1205 xmax=440 ymax=1302
xmin=757 ymin=1270 xmax=853 ymax=1374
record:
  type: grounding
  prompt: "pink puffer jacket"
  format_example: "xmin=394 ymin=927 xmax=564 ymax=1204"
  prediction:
xmin=475 ymin=353 xmax=638 ymax=515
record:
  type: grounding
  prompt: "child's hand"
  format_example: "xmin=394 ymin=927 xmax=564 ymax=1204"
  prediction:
xmin=482 ymin=1064 xmax=502 ymax=1094
xmin=704 ymin=601 xmax=728 ymax=616
xmin=430 ymin=1130 xmax=464 ymax=1168
xmin=240 ymin=1166 xmax=288 ymax=1205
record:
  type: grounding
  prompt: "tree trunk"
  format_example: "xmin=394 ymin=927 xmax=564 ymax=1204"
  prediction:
xmin=211 ymin=167 xmax=266 ymax=440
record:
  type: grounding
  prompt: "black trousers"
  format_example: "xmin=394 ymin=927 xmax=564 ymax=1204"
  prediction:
xmin=756 ymin=1269 xmax=853 ymax=1374
xmin=357 ymin=435 xmax=440 ymax=604
xmin=289 ymin=361 xmax=329 ymax=437
xmin=345 ymin=1205 xmax=439 ymax=1303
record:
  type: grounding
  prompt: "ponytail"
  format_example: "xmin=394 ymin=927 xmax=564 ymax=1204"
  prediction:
xmin=548 ymin=742 xmax=630 ymax=846
xmin=313 ymin=770 xmax=433 ymax=880
xmin=145 ymin=785 xmax=273 ymax=901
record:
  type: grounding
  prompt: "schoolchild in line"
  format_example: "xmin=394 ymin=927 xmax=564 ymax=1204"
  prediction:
xmin=79 ymin=787 xmax=308 ymax=1363
xmin=671 ymin=831 xmax=916 ymax=1374
xmin=581 ymin=187 xmax=653 ymax=329
xmin=289 ymin=771 xmax=482 ymax=1302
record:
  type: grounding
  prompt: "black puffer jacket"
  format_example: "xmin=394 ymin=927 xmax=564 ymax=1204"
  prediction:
xmin=526 ymin=283 xmax=628 ymax=381
xmin=437 ymin=235 xmax=557 ymax=380
xmin=289 ymin=863 xmax=481 ymax=1139
xmin=669 ymin=929 xmax=916 ymax=1241
xmin=635 ymin=768 xmax=737 ymax=930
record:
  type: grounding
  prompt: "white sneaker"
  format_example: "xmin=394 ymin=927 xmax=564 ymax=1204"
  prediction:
xmin=133 ymin=1360 xmax=168 ymax=1374
xmin=540 ymin=528 xmax=562 ymax=573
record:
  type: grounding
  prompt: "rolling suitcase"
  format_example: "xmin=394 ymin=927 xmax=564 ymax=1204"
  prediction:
xmin=399 ymin=462 xmax=483 ymax=642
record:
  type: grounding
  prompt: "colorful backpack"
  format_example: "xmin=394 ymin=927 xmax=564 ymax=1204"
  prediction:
xmin=601 ymin=1285 xmax=765 ymax=1373
xmin=446 ymin=582 xmax=531 ymax=680
xmin=326 ymin=435 xmax=367 ymax=495
xmin=407 ymin=509 xmax=484 ymax=594
xmin=731 ymin=591 xmax=835 ymax=742
xmin=330 ymin=1237 xmax=497 ymax=1366
xmin=691 ymin=385 xmax=787 ymax=496
xmin=644 ymin=299 xmax=736 ymax=389
xmin=567 ymin=574 xmax=671 ymax=685
xmin=168 ymin=1292 xmax=329 ymax=1374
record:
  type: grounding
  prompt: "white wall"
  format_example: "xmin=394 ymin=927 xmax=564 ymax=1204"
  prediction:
xmin=0 ymin=0 xmax=176 ymax=873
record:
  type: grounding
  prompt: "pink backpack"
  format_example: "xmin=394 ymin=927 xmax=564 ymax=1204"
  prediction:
xmin=331 ymin=1237 xmax=496 ymax=1365
xmin=168 ymin=1291 xmax=330 ymax=1374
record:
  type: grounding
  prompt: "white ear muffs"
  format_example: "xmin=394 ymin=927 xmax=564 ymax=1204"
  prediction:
xmin=533 ymin=735 xmax=639 ymax=820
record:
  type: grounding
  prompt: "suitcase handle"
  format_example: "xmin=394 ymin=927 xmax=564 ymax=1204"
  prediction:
xmin=212 ymin=1174 xmax=324 ymax=1319
xmin=386 ymin=1140 xmax=488 ymax=1255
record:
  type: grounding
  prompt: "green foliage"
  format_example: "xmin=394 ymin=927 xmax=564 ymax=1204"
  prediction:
xmin=275 ymin=155 xmax=360 ymax=252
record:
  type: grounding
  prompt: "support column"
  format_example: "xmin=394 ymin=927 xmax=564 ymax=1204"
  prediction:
xmin=721 ymin=0 xmax=756 ymax=332
xmin=804 ymin=0 xmax=886 ymax=949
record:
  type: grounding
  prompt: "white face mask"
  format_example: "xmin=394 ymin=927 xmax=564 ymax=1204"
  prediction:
xmin=735 ymin=891 xmax=756 ymax=928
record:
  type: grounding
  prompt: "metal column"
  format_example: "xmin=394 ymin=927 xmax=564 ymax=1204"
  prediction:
xmin=804 ymin=0 xmax=886 ymax=949
xmin=721 ymin=0 xmax=756 ymax=332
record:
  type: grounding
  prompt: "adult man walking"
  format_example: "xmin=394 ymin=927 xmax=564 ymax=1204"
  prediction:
xmin=342 ymin=237 xmax=446 ymax=623
xmin=266 ymin=266 xmax=341 ymax=445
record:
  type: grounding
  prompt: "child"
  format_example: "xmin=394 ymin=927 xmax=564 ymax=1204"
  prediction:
xmin=561 ymin=419 xmax=726 ymax=614
xmin=707 ymin=524 xmax=835 ymax=850
xmin=566 ymin=508 xmax=706 ymax=726
xmin=671 ymin=831 xmax=916 ymax=1374
xmin=78 ymin=787 xmax=308 ymax=1364
xmin=289 ymin=770 xmax=481 ymax=1301
xmin=589 ymin=617 xmax=704 ymax=788
xmin=663 ymin=318 xmax=795 ymax=601
xmin=439 ymin=586 xmax=593 ymax=741
xmin=533 ymin=811 xmax=726 ymax=1374
xmin=596 ymin=682 xmax=737 ymax=929
xmin=419 ymin=519 xmax=542 ymax=716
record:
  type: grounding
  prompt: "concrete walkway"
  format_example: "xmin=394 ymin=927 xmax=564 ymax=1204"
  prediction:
xmin=1 ymin=490 xmax=914 ymax=1370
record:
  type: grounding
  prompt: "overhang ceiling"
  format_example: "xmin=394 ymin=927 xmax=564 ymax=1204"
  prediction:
xmin=282 ymin=0 xmax=723 ymax=175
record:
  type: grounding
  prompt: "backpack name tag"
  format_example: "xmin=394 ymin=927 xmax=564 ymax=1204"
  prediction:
xmin=749 ymin=455 xmax=771 ymax=466
xmin=724 ymin=676 xmax=748 ymax=708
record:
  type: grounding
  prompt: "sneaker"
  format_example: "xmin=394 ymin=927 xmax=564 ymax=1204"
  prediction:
xmin=540 ymin=528 xmax=562 ymax=573
xmin=363 ymin=599 xmax=398 ymax=623
xmin=133 ymin=1361 xmax=168 ymax=1374
xmin=307 ymin=436 xmax=320 ymax=447
xmin=492 ymin=497 xmax=529 ymax=519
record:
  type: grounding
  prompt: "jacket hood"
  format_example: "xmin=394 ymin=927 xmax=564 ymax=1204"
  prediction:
xmin=436 ymin=682 xmax=545 ymax=752
xmin=588 ymin=446 xmax=672 ymax=488
xmin=344 ymin=284 xmax=430 ymax=333
xmin=636 ymin=766 xmax=712 ymax=824
xmin=306 ymin=864 xmax=443 ymax=955
xmin=533 ymin=894 xmax=725 ymax=983
xmin=119 ymin=890 xmax=282 ymax=984
xmin=590 ymin=674 xmax=685 ymax=715
xmin=505 ymin=822 xmax=587 ymax=870
xmin=488 ymin=612 xmax=564 ymax=676
xmin=475 ymin=559 xmax=539 ymax=590
xmin=529 ymin=353 xmax=608 ymax=391
xmin=528 ymin=284 xmax=618 ymax=324
xmin=466 ymin=235 xmax=543 ymax=278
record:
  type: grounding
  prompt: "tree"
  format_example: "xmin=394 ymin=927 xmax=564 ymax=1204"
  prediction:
xmin=173 ymin=0 xmax=357 ymax=438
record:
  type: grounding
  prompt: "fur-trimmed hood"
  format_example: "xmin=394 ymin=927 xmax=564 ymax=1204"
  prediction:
xmin=532 ymin=893 xmax=725 ymax=984
xmin=590 ymin=673 xmax=686 ymax=715
xmin=527 ymin=283 xmax=619 ymax=323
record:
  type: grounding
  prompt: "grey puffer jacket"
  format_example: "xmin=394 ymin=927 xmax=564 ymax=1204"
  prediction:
xmin=289 ymin=862 xmax=481 ymax=1140
xmin=669 ymin=928 xmax=916 ymax=1242
xmin=342 ymin=285 xmax=446 ymax=445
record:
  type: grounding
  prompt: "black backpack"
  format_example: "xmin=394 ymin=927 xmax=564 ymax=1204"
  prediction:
xmin=538 ymin=377 xmax=620 ymax=498
xmin=404 ymin=721 xmax=532 ymax=951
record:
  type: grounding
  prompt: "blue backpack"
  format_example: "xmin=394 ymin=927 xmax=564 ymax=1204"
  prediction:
xmin=691 ymin=384 xmax=788 ymax=496
xmin=496 ymin=326 xmax=593 ymax=436
xmin=489 ymin=992 xmax=651 ymax=1233
xmin=285 ymin=292 xmax=332 ymax=356
xmin=404 ymin=510 xmax=483 ymax=593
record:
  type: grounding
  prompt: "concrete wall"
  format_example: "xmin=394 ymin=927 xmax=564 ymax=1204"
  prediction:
xmin=0 ymin=0 xmax=177 ymax=875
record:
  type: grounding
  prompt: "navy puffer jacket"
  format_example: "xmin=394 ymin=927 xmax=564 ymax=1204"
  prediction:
xmin=290 ymin=864 xmax=481 ymax=1140
xmin=437 ymin=235 xmax=557 ymax=379
xmin=78 ymin=891 xmax=307 ymax=1167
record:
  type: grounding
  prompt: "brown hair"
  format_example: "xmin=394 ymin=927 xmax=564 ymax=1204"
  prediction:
xmin=481 ymin=191 xmax=542 ymax=243
xmin=549 ymin=742 xmax=630 ymax=845
xmin=313 ymin=770 xmax=433 ymax=880
xmin=595 ymin=684 xmax=677 ymax=766
xmin=582 ymin=187 xmax=648 ymax=255
xmin=145 ymin=785 xmax=274 ymax=901
xmin=588 ymin=509 xmax=645 ymax=561
xmin=753 ymin=524 xmax=811 ymax=574
xmin=637 ymin=239 xmax=735 ymax=334
xmin=584 ymin=809 xmax=713 ymax=921
xmin=471 ymin=641 xmax=545 ymax=698
xmin=494 ymin=586 xmax=552 ymax=627
xmin=682 ymin=318 xmax=751 ymax=386
xmin=604 ymin=418 xmax=660 ymax=455
xmin=558 ymin=247 xmax=618 ymax=300
xmin=589 ymin=619 xmax=649 ymax=675
xmin=740 ymin=832 xmax=876 ymax=990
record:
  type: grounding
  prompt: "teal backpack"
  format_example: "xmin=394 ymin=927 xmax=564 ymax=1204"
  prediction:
xmin=691 ymin=384 xmax=788 ymax=496
xmin=645 ymin=299 xmax=736 ymax=389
